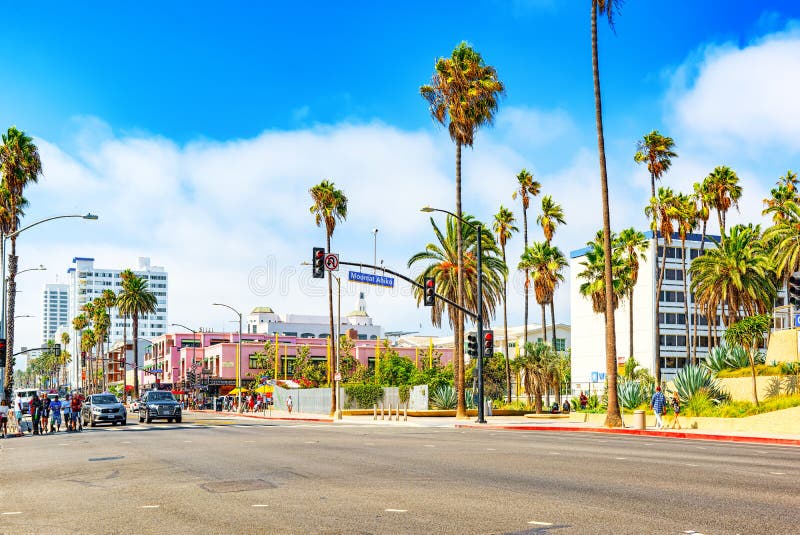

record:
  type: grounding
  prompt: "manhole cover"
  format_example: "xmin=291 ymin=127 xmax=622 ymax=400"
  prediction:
xmin=200 ymin=479 xmax=276 ymax=493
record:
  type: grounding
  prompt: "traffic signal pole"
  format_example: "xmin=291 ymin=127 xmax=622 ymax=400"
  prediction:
xmin=475 ymin=222 xmax=486 ymax=424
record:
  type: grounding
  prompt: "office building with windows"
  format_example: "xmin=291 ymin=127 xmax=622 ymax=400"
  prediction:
xmin=41 ymin=283 xmax=69 ymax=345
xmin=569 ymin=230 xmax=784 ymax=392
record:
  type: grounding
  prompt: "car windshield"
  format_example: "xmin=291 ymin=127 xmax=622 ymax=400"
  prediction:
xmin=92 ymin=395 xmax=118 ymax=404
xmin=147 ymin=392 xmax=175 ymax=402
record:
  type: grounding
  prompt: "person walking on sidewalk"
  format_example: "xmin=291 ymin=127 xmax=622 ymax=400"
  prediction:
xmin=0 ymin=400 xmax=9 ymax=438
xmin=650 ymin=386 xmax=666 ymax=430
xmin=29 ymin=393 xmax=42 ymax=435
xmin=670 ymin=391 xmax=682 ymax=430
xmin=13 ymin=393 xmax=24 ymax=436
xmin=49 ymin=395 xmax=63 ymax=433
xmin=286 ymin=394 xmax=293 ymax=414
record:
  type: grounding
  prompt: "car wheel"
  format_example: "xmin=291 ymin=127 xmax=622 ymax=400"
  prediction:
xmin=145 ymin=411 xmax=152 ymax=424
xmin=89 ymin=415 xmax=96 ymax=428
xmin=175 ymin=417 xmax=182 ymax=424
xmin=121 ymin=418 xmax=127 ymax=426
xmin=138 ymin=411 xmax=144 ymax=423
xmin=167 ymin=418 xmax=173 ymax=423
xmin=112 ymin=421 xmax=118 ymax=426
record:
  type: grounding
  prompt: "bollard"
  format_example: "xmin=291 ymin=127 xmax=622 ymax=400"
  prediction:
xmin=380 ymin=402 xmax=385 ymax=420
xmin=373 ymin=403 xmax=377 ymax=420
xmin=403 ymin=403 xmax=407 ymax=422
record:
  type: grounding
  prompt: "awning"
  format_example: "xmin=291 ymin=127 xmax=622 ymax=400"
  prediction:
xmin=254 ymin=385 xmax=274 ymax=394
xmin=229 ymin=387 xmax=249 ymax=395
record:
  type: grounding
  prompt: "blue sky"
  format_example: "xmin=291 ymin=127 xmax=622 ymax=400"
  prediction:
xmin=3 ymin=1 xmax=800 ymax=350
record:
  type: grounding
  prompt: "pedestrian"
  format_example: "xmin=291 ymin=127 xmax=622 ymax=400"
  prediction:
xmin=650 ymin=385 xmax=667 ymax=430
xmin=670 ymin=391 xmax=682 ymax=430
xmin=579 ymin=391 xmax=588 ymax=410
xmin=63 ymin=395 xmax=72 ymax=431
xmin=286 ymin=394 xmax=293 ymax=414
xmin=248 ymin=394 xmax=255 ymax=413
xmin=0 ymin=400 xmax=9 ymax=438
xmin=40 ymin=393 xmax=51 ymax=433
xmin=29 ymin=392 xmax=42 ymax=435
xmin=561 ymin=399 xmax=570 ymax=414
xmin=49 ymin=395 xmax=63 ymax=433
xmin=13 ymin=393 xmax=24 ymax=436
xmin=70 ymin=394 xmax=83 ymax=431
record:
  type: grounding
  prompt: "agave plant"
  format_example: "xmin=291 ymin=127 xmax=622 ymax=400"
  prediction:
xmin=704 ymin=346 xmax=730 ymax=374
xmin=617 ymin=380 xmax=645 ymax=409
xmin=672 ymin=364 xmax=729 ymax=403
xmin=429 ymin=384 xmax=457 ymax=410
xmin=726 ymin=345 xmax=750 ymax=369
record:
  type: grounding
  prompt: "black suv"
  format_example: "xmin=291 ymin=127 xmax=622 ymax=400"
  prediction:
xmin=138 ymin=390 xmax=182 ymax=423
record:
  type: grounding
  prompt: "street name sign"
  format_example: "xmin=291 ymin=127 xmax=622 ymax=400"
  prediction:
xmin=348 ymin=270 xmax=394 ymax=288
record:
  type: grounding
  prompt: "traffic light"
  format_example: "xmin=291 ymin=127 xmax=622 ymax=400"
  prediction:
xmin=0 ymin=338 xmax=5 ymax=367
xmin=789 ymin=272 xmax=800 ymax=307
xmin=312 ymin=247 xmax=325 ymax=279
xmin=466 ymin=332 xmax=478 ymax=359
xmin=54 ymin=343 xmax=61 ymax=357
xmin=423 ymin=277 xmax=435 ymax=306
xmin=484 ymin=330 xmax=494 ymax=358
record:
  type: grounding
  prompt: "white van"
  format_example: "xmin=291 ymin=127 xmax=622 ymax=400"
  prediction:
xmin=14 ymin=388 xmax=39 ymax=413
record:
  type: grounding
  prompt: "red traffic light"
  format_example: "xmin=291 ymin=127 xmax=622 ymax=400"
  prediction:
xmin=484 ymin=332 xmax=493 ymax=341
xmin=315 ymin=250 xmax=324 ymax=259
xmin=426 ymin=279 xmax=434 ymax=287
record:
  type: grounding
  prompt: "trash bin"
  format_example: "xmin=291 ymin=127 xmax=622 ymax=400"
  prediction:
xmin=633 ymin=410 xmax=646 ymax=430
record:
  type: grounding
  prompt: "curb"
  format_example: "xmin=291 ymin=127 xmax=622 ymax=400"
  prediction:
xmin=192 ymin=409 xmax=333 ymax=423
xmin=454 ymin=424 xmax=800 ymax=447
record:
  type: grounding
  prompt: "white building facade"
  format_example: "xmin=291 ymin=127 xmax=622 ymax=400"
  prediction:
xmin=41 ymin=283 xmax=69 ymax=345
xmin=569 ymin=230 xmax=784 ymax=393
xmin=246 ymin=292 xmax=384 ymax=340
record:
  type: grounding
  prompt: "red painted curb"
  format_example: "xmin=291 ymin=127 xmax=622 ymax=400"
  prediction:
xmin=454 ymin=424 xmax=800 ymax=446
xmin=192 ymin=409 xmax=333 ymax=423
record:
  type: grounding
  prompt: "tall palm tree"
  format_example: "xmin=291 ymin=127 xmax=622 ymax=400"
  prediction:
xmin=644 ymin=187 xmax=678 ymax=384
xmin=705 ymin=165 xmax=742 ymax=242
xmin=72 ymin=313 xmax=89 ymax=390
xmin=421 ymin=42 xmax=504 ymax=418
xmin=577 ymin=231 xmax=629 ymax=317
xmin=409 ymin=215 xmax=506 ymax=332
xmin=674 ymin=193 xmax=697 ymax=363
xmin=691 ymin=224 xmax=777 ymax=328
xmin=692 ymin=180 xmax=714 ymax=253
xmin=537 ymin=194 xmax=566 ymax=344
xmin=101 ymin=289 xmax=117 ymax=387
xmin=615 ymin=228 xmax=648 ymax=361
xmin=309 ymin=179 xmax=348 ymax=417
xmin=493 ymin=206 xmax=518 ymax=403
xmin=120 ymin=269 xmax=135 ymax=396
xmin=518 ymin=242 xmax=566 ymax=347
xmin=591 ymin=0 xmax=623 ymax=428
xmin=117 ymin=274 xmax=157 ymax=397
xmin=0 ymin=126 xmax=42 ymax=399
xmin=634 ymin=131 xmax=678 ymax=202
xmin=512 ymin=169 xmax=541 ymax=350
xmin=80 ymin=328 xmax=96 ymax=391
xmin=60 ymin=332 xmax=71 ymax=386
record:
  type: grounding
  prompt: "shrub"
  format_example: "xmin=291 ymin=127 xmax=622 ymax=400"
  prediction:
xmin=784 ymin=374 xmax=800 ymax=396
xmin=683 ymin=389 xmax=716 ymax=417
xmin=672 ymin=364 xmax=728 ymax=403
xmin=430 ymin=384 xmax=457 ymax=409
xmin=717 ymin=364 xmax=783 ymax=378
xmin=344 ymin=384 xmax=384 ymax=409
xmin=704 ymin=346 xmax=730 ymax=374
xmin=617 ymin=380 xmax=646 ymax=410
xmin=780 ymin=362 xmax=800 ymax=375
xmin=398 ymin=384 xmax=410 ymax=405
xmin=726 ymin=345 xmax=750 ymax=368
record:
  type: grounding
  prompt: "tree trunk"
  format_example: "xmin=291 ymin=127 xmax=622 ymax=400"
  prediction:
xmin=327 ymin=232 xmax=336 ymax=417
xmin=2 ymin=242 xmax=17 ymax=399
xmin=123 ymin=315 xmax=127 ymax=401
xmin=502 ymin=248 xmax=512 ymax=403
xmin=133 ymin=314 xmax=140 ymax=397
xmin=748 ymin=347 xmax=759 ymax=406
xmin=655 ymin=237 xmax=668 ymax=385
xmin=681 ymin=240 xmax=690 ymax=363
xmin=455 ymin=141 xmax=466 ymax=418
xmin=550 ymin=299 xmax=557 ymax=349
xmin=628 ymin=288 xmax=634 ymax=361
xmin=592 ymin=2 xmax=622 ymax=428
xmin=534 ymin=383 xmax=543 ymax=414
xmin=541 ymin=302 xmax=547 ymax=345
xmin=717 ymin=209 xmax=725 ymax=244
xmin=699 ymin=219 xmax=708 ymax=253
xmin=523 ymin=206 xmax=529 ymax=352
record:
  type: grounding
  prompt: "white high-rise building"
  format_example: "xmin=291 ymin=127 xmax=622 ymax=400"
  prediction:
xmin=41 ymin=283 xmax=69 ymax=345
xmin=67 ymin=255 xmax=167 ymax=342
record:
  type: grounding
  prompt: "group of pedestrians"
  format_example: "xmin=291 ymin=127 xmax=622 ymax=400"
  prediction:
xmin=650 ymin=385 xmax=682 ymax=430
xmin=0 ymin=391 xmax=85 ymax=438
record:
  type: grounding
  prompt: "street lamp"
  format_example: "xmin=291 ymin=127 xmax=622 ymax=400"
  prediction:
xmin=372 ymin=228 xmax=379 ymax=274
xmin=421 ymin=205 xmax=487 ymax=424
xmin=172 ymin=323 xmax=201 ymax=404
xmin=212 ymin=303 xmax=242 ymax=412
xmin=1 ymin=213 xmax=98 ymax=337
xmin=13 ymin=265 xmax=46 ymax=278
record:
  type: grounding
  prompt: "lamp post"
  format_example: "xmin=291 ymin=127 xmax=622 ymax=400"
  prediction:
xmin=332 ymin=273 xmax=342 ymax=420
xmin=14 ymin=265 xmax=46 ymax=277
xmin=421 ymin=206 xmax=486 ymax=424
xmin=213 ymin=303 xmax=242 ymax=412
xmin=372 ymin=228 xmax=379 ymax=274
xmin=172 ymin=323 xmax=200 ymax=405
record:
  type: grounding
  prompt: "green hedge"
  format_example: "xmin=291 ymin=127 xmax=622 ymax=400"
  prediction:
xmin=344 ymin=384 xmax=385 ymax=409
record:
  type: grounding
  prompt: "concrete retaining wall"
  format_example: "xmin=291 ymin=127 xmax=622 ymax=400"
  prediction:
xmin=717 ymin=376 xmax=788 ymax=402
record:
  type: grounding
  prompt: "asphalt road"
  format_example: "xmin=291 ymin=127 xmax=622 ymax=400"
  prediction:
xmin=0 ymin=412 xmax=798 ymax=535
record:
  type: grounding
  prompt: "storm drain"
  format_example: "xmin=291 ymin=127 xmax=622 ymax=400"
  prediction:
xmin=200 ymin=479 xmax=276 ymax=493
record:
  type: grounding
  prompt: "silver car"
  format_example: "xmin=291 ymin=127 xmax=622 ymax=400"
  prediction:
xmin=82 ymin=394 xmax=127 ymax=427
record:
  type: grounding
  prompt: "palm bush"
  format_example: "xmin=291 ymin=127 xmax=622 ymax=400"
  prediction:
xmin=780 ymin=361 xmax=800 ymax=375
xmin=430 ymin=384 xmax=457 ymax=410
xmin=672 ymin=364 xmax=729 ymax=403
xmin=617 ymin=380 xmax=646 ymax=410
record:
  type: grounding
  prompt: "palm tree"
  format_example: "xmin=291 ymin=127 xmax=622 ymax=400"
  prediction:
xmin=577 ymin=232 xmax=629 ymax=317
xmin=615 ymin=228 xmax=648 ymax=361
xmin=644 ymin=187 xmax=678 ymax=384
xmin=674 ymin=193 xmax=697 ymax=363
xmin=409 ymin=215 xmax=506 ymax=332
xmin=117 ymin=274 xmax=157 ymax=397
xmin=309 ymin=179 xmax=348 ymax=417
xmin=537 ymin=195 xmax=566 ymax=344
xmin=120 ymin=268 xmax=135 ymax=396
xmin=0 ymin=126 xmax=42 ymax=399
xmin=101 ymin=289 xmax=117 ymax=388
xmin=690 ymin=224 xmax=777 ymax=330
xmin=592 ymin=0 xmax=623 ymax=428
xmin=72 ymin=313 xmax=89 ymax=390
xmin=518 ymin=242 xmax=566 ymax=347
xmin=60 ymin=332 xmax=71 ymax=386
xmin=512 ymin=169 xmax=542 ymax=351
xmin=421 ymin=42 xmax=504 ymax=418
xmin=693 ymin=180 xmax=714 ymax=253
xmin=512 ymin=341 xmax=552 ymax=413
xmin=705 ymin=165 xmax=742 ymax=242
xmin=493 ymin=206 xmax=518 ymax=403
xmin=634 ymin=131 xmax=678 ymax=202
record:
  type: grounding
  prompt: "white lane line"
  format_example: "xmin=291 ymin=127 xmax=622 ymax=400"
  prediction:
xmin=643 ymin=443 xmax=653 ymax=446
xmin=234 ymin=425 xmax=250 ymax=428
xmin=364 ymin=442 xmax=375 ymax=446
xmin=528 ymin=521 xmax=553 ymax=526
xmin=769 ymin=472 xmax=786 ymax=475
xmin=549 ymin=452 xmax=560 ymax=455
xmin=244 ymin=440 xmax=256 ymax=443
xmin=487 ymin=448 xmax=497 ymax=451
xmin=120 ymin=441 xmax=132 ymax=444
xmin=183 ymin=440 xmax=193 ymax=443
xmin=304 ymin=441 xmax=317 ymax=444
xmin=140 ymin=505 xmax=160 ymax=509
xmin=424 ymin=444 xmax=435 ymax=448
xmin=615 ymin=457 xmax=627 ymax=460
xmin=385 ymin=509 xmax=407 ymax=513
xmin=251 ymin=504 xmax=268 ymax=508
xmin=1 ymin=512 xmax=22 ymax=516
xmin=685 ymin=463 xmax=700 ymax=467
xmin=57 ymin=443 xmax=70 ymax=446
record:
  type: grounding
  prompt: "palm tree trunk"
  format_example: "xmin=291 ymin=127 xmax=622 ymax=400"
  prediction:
xmin=327 ymin=232 xmax=336 ymax=417
xmin=133 ymin=314 xmax=140 ymax=397
xmin=592 ymin=1 xmax=622 ymax=428
xmin=628 ymin=288 xmax=634 ymax=360
xmin=534 ymin=383 xmax=542 ymax=414
xmin=123 ymin=315 xmax=127 ymax=401
xmin=2 ymin=241 xmax=17 ymax=399
xmin=681 ymin=240 xmax=690 ymax=363
xmin=550 ymin=300 xmax=557 ymax=349
xmin=655 ymin=238 xmax=668 ymax=384
xmin=699 ymin=219 xmax=708 ymax=253
xmin=455 ymin=141 xmax=466 ymax=419
xmin=523 ymin=207 xmax=529 ymax=351
xmin=717 ymin=209 xmax=725 ymax=243
xmin=502 ymin=249 xmax=512 ymax=403
xmin=541 ymin=303 xmax=547 ymax=345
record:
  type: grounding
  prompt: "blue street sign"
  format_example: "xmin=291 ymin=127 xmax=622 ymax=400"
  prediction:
xmin=591 ymin=372 xmax=599 ymax=383
xmin=794 ymin=315 xmax=800 ymax=328
xmin=348 ymin=270 xmax=395 ymax=288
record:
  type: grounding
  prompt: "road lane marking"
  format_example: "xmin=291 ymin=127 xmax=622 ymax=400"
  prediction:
xmin=685 ymin=464 xmax=700 ymax=467
xmin=385 ymin=509 xmax=407 ymax=513
xmin=140 ymin=505 xmax=160 ymax=509
xmin=528 ymin=521 xmax=552 ymax=526
xmin=487 ymin=448 xmax=497 ymax=451
xmin=615 ymin=457 xmax=627 ymax=460
xmin=184 ymin=440 xmax=193 ymax=443
xmin=120 ymin=441 xmax=132 ymax=444
xmin=57 ymin=443 xmax=70 ymax=446
xmin=769 ymin=472 xmax=786 ymax=475
xmin=304 ymin=441 xmax=317 ymax=444
xmin=424 ymin=444 xmax=435 ymax=448
xmin=1 ymin=512 xmax=22 ymax=515
xmin=251 ymin=504 xmax=269 ymax=507
xmin=549 ymin=452 xmax=560 ymax=455
xmin=364 ymin=442 xmax=375 ymax=446
xmin=244 ymin=440 xmax=256 ymax=443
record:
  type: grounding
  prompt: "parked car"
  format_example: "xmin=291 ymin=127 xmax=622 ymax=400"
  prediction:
xmin=130 ymin=398 xmax=142 ymax=413
xmin=82 ymin=393 xmax=127 ymax=427
xmin=138 ymin=390 xmax=182 ymax=423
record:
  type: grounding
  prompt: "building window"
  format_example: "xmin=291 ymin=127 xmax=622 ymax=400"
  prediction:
xmin=658 ymin=268 xmax=684 ymax=281
xmin=554 ymin=338 xmax=566 ymax=351
xmin=657 ymin=246 xmax=683 ymax=259
xmin=659 ymin=334 xmax=687 ymax=347
xmin=358 ymin=334 xmax=367 ymax=340
xmin=659 ymin=290 xmax=685 ymax=303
